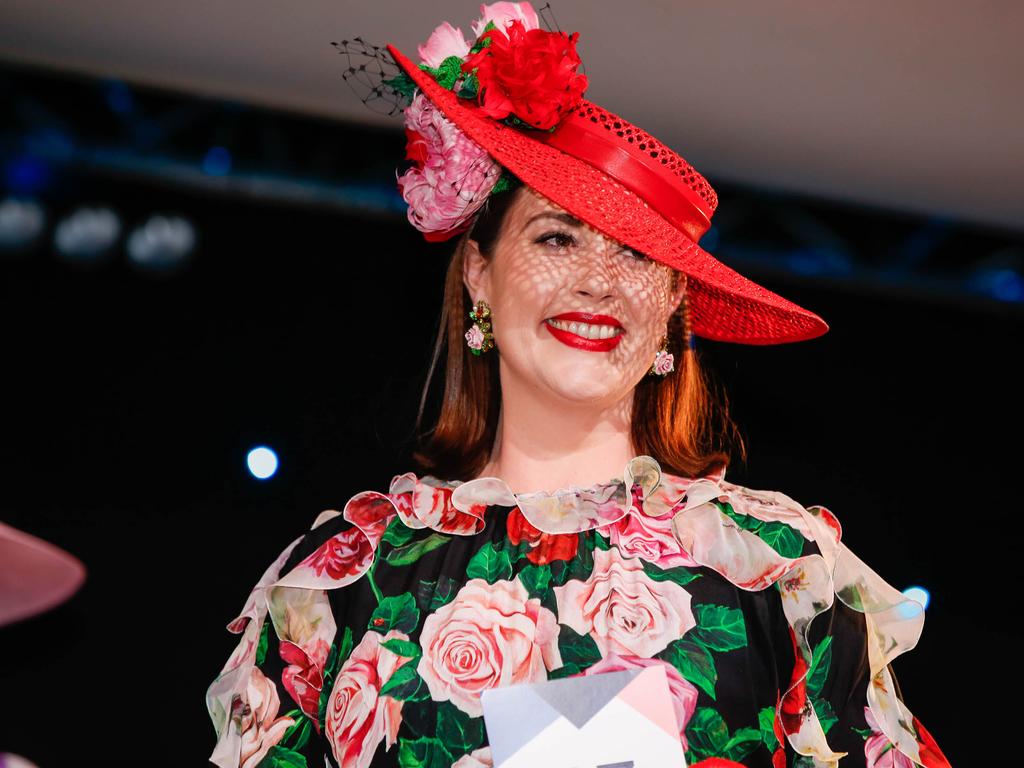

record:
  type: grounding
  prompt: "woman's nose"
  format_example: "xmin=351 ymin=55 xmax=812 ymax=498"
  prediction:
xmin=573 ymin=244 xmax=617 ymax=299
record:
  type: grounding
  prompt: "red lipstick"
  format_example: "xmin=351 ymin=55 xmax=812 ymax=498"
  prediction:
xmin=543 ymin=311 xmax=625 ymax=352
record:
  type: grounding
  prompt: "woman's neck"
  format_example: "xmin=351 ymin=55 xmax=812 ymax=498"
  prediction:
xmin=474 ymin=369 xmax=637 ymax=494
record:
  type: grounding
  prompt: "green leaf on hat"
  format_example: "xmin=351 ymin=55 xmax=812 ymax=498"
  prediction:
xmin=383 ymin=71 xmax=417 ymax=101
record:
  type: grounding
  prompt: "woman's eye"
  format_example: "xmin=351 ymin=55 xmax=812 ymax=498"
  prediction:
xmin=622 ymin=247 xmax=649 ymax=262
xmin=536 ymin=231 xmax=577 ymax=249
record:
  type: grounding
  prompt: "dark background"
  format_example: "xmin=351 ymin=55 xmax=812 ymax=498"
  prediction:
xmin=1 ymin=61 xmax=1021 ymax=766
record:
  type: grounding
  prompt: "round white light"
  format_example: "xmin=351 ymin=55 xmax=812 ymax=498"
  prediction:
xmin=899 ymin=585 xmax=930 ymax=619
xmin=246 ymin=446 xmax=279 ymax=480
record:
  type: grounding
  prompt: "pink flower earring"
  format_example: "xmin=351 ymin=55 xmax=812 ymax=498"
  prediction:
xmin=466 ymin=298 xmax=495 ymax=355
xmin=650 ymin=335 xmax=675 ymax=376
xmin=648 ymin=275 xmax=691 ymax=376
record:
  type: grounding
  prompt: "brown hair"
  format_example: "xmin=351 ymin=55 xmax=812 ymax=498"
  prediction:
xmin=410 ymin=180 xmax=747 ymax=481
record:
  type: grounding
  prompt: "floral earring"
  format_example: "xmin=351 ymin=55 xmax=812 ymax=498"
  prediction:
xmin=465 ymin=298 xmax=495 ymax=355
xmin=649 ymin=334 xmax=675 ymax=376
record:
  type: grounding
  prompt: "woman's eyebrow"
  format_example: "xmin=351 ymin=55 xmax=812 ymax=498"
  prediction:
xmin=523 ymin=211 xmax=584 ymax=231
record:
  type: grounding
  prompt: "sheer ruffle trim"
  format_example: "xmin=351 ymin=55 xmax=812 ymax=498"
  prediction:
xmin=671 ymin=478 xmax=947 ymax=768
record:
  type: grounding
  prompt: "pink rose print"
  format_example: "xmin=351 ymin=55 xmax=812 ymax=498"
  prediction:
xmin=653 ymin=350 xmax=675 ymax=375
xmin=582 ymin=653 xmax=699 ymax=751
xmin=465 ymin=323 xmax=485 ymax=350
xmin=863 ymin=705 xmax=916 ymax=768
xmin=469 ymin=1 xmax=540 ymax=38
xmin=417 ymin=577 xmax=562 ymax=716
xmin=598 ymin=496 xmax=698 ymax=570
xmin=453 ymin=746 xmax=494 ymax=767
xmin=553 ymin=546 xmax=696 ymax=657
xmin=238 ymin=667 xmax=295 ymax=768
xmin=397 ymin=92 xmax=503 ymax=240
xmin=417 ymin=20 xmax=470 ymax=68
xmin=279 ymin=637 xmax=330 ymax=725
xmin=325 ymin=630 xmax=412 ymax=768
xmin=269 ymin=588 xmax=336 ymax=726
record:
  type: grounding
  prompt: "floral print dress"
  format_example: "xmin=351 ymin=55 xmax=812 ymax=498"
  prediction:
xmin=206 ymin=455 xmax=951 ymax=768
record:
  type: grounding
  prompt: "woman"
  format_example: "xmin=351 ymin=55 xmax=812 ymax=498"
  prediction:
xmin=206 ymin=4 xmax=950 ymax=767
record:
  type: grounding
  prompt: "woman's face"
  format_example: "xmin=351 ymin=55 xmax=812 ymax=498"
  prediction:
xmin=463 ymin=185 xmax=687 ymax=408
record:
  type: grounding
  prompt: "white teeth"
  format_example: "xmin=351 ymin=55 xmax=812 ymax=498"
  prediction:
xmin=546 ymin=318 xmax=623 ymax=339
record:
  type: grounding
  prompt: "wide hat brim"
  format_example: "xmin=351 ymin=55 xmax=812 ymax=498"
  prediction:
xmin=386 ymin=43 xmax=829 ymax=345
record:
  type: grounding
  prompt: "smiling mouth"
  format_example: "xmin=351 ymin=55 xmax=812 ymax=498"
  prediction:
xmin=544 ymin=318 xmax=624 ymax=340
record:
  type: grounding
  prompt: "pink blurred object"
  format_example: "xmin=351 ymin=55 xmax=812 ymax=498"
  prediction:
xmin=0 ymin=520 xmax=86 ymax=626
xmin=0 ymin=753 xmax=41 ymax=768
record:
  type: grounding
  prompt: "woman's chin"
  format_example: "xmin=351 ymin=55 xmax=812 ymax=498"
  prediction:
xmin=540 ymin=364 xmax=634 ymax=404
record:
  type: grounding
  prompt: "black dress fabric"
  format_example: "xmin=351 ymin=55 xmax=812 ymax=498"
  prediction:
xmin=205 ymin=455 xmax=950 ymax=768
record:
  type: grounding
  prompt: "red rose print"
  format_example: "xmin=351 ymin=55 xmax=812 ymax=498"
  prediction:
xmin=461 ymin=20 xmax=588 ymax=130
xmin=506 ymin=506 xmax=578 ymax=564
xmin=300 ymin=527 xmax=374 ymax=581
xmin=780 ymin=625 xmax=809 ymax=733
xmin=913 ymin=715 xmax=953 ymax=768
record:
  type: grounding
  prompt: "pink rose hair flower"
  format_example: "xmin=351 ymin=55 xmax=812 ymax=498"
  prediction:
xmin=396 ymin=92 xmax=503 ymax=242
xmin=470 ymin=1 xmax=540 ymax=38
xmin=417 ymin=21 xmax=471 ymax=68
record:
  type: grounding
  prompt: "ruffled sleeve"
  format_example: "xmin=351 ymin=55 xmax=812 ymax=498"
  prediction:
xmin=205 ymin=475 xmax=489 ymax=767
xmin=670 ymin=478 xmax=952 ymax=768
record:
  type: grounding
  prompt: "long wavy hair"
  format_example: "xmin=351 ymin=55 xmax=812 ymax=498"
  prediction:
xmin=410 ymin=178 xmax=747 ymax=481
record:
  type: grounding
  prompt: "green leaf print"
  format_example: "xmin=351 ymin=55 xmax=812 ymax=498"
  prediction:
xmin=276 ymin=712 xmax=313 ymax=757
xmin=548 ymin=661 xmax=582 ymax=679
xmin=381 ymin=637 xmax=422 ymax=659
xmin=757 ymin=706 xmax=780 ymax=749
xmin=518 ymin=563 xmax=553 ymax=599
xmin=416 ymin=575 xmax=459 ymax=613
xmin=466 ymin=541 xmax=513 ymax=583
xmin=660 ymin=638 xmax=717 ymax=700
xmin=379 ymin=660 xmax=432 ymax=702
xmin=256 ymin=744 xmax=307 ymax=768
xmin=565 ymin=535 xmax=595 ymax=582
xmin=685 ymin=709 xmax=762 ymax=764
xmin=641 ymin=559 xmax=703 ymax=587
xmin=805 ymin=635 xmax=833 ymax=697
xmin=717 ymin=501 xmax=805 ymax=559
xmin=556 ymin=625 xmax=602 ymax=668
xmin=756 ymin=521 xmax=805 ymax=559
xmin=688 ymin=604 xmax=747 ymax=652
xmin=685 ymin=706 xmax=731 ymax=756
xmin=398 ymin=735 xmax=455 ymax=768
xmin=722 ymin=726 xmax=762 ymax=763
xmin=811 ymin=696 xmax=838 ymax=734
xmin=368 ymin=592 xmax=420 ymax=635
xmin=593 ymin=530 xmax=611 ymax=550
xmin=255 ymin=620 xmax=270 ymax=666
xmin=382 ymin=516 xmax=416 ymax=547
xmin=385 ymin=533 xmax=453 ymax=567
xmin=435 ymin=702 xmax=485 ymax=757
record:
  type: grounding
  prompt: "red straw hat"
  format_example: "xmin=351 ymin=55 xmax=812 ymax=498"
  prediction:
xmin=339 ymin=3 xmax=828 ymax=344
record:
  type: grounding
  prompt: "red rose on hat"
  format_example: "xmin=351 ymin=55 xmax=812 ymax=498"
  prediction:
xmin=461 ymin=20 xmax=588 ymax=130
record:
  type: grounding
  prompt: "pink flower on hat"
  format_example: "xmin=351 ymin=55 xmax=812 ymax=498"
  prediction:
xmin=396 ymin=92 xmax=503 ymax=242
xmin=470 ymin=2 xmax=540 ymax=39
xmin=417 ymin=21 xmax=470 ymax=68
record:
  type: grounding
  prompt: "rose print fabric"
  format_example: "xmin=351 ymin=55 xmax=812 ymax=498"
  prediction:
xmin=206 ymin=456 xmax=951 ymax=768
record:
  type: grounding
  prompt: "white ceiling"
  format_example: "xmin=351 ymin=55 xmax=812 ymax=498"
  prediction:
xmin=2 ymin=0 xmax=1021 ymax=234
